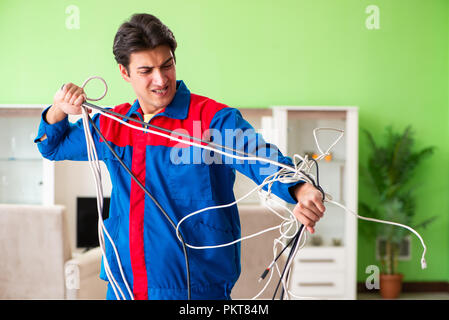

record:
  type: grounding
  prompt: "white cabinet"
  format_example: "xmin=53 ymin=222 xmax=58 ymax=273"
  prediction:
xmin=286 ymin=247 xmax=347 ymax=298
xmin=0 ymin=105 xmax=54 ymax=205
xmin=271 ymin=106 xmax=358 ymax=300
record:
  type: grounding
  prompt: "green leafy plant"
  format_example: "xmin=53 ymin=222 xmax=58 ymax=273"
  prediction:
xmin=359 ymin=125 xmax=436 ymax=275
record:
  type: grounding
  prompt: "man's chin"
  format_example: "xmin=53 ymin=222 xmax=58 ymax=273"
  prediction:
xmin=153 ymin=94 xmax=175 ymax=108
xmin=140 ymin=98 xmax=169 ymax=113
xmin=139 ymin=90 xmax=175 ymax=112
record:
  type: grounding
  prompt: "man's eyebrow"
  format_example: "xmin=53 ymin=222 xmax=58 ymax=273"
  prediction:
xmin=137 ymin=57 xmax=174 ymax=70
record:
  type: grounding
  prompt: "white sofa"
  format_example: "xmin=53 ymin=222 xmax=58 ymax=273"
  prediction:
xmin=0 ymin=203 xmax=106 ymax=299
xmin=65 ymin=246 xmax=106 ymax=299
xmin=0 ymin=203 xmax=288 ymax=300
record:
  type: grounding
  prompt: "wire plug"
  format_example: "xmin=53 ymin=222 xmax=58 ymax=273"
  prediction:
xmin=421 ymin=258 xmax=427 ymax=269
xmin=258 ymin=268 xmax=270 ymax=282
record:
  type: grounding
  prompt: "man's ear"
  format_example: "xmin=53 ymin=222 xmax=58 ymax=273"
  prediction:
xmin=119 ymin=64 xmax=131 ymax=82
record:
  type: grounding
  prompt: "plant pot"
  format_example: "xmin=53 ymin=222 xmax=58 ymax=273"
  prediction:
xmin=380 ymin=273 xmax=403 ymax=299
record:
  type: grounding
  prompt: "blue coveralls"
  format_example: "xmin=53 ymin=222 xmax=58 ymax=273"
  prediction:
xmin=34 ymin=80 xmax=302 ymax=299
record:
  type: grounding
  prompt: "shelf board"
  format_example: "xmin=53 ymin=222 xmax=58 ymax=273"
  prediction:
xmin=0 ymin=158 xmax=42 ymax=161
xmin=0 ymin=104 xmax=45 ymax=109
xmin=271 ymin=106 xmax=358 ymax=111
xmin=287 ymin=110 xmax=346 ymax=120
xmin=316 ymin=159 xmax=345 ymax=165
xmin=239 ymin=108 xmax=272 ymax=118
xmin=0 ymin=108 xmax=44 ymax=117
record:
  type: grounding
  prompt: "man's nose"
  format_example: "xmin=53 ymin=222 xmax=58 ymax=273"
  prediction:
xmin=152 ymin=68 xmax=166 ymax=86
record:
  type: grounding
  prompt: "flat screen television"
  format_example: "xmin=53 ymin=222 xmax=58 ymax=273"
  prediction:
xmin=76 ymin=197 xmax=110 ymax=249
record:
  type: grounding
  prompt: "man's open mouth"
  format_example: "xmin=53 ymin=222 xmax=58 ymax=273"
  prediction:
xmin=152 ymin=86 xmax=168 ymax=95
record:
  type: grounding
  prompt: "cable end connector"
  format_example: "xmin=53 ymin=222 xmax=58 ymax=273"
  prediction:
xmin=421 ymin=259 xmax=427 ymax=270
xmin=258 ymin=268 xmax=270 ymax=282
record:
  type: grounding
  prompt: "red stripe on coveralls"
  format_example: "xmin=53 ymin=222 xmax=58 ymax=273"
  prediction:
xmin=99 ymin=103 xmax=136 ymax=147
xmin=99 ymin=96 xmax=228 ymax=148
xmin=129 ymin=131 xmax=148 ymax=300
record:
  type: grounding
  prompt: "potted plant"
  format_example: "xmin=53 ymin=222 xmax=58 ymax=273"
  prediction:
xmin=359 ymin=125 xmax=436 ymax=299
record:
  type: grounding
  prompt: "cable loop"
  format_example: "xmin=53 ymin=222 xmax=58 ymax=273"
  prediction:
xmin=81 ymin=76 xmax=108 ymax=101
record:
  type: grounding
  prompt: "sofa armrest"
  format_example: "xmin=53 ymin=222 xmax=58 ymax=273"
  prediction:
xmin=65 ymin=247 xmax=107 ymax=300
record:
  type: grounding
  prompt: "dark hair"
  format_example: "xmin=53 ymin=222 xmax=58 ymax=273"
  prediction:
xmin=113 ymin=13 xmax=177 ymax=72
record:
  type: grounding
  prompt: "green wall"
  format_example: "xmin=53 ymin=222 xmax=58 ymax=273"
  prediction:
xmin=1 ymin=0 xmax=448 ymax=283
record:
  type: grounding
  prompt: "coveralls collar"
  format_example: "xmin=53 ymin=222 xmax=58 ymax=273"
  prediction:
xmin=126 ymin=80 xmax=190 ymax=121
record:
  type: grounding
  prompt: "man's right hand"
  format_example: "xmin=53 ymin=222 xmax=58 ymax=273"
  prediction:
xmin=46 ymin=82 xmax=88 ymax=124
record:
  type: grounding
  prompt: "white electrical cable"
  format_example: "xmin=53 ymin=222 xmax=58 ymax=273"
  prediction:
xmin=328 ymin=199 xmax=427 ymax=270
xmin=251 ymin=226 xmax=306 ymax=300
xmin=174 ymin=173 xmax=300 ymax=250
xmin=78 ymin=76 xmax=428 ymax=301
xmin=92 ymin=109 xmax=298 ymax=173
xmin=81 ymin=110 xmax=131 ymax=300
xmin=81 ymin=111 xmax=128 ymax=299
xmin=282 ymin=227 xmax=307 ymax=300
xmin=80 ymin=76 xmax=134 ymax=300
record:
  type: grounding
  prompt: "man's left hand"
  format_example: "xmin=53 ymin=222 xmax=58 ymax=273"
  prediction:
xmin=292 ymin=182 xmax=326 ymax=234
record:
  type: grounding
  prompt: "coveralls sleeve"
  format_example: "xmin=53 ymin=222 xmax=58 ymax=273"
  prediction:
xmin=209 ymin=107 xmax=304 ymax=204
xmin=34 ymin=106 xmax=104 ymax=161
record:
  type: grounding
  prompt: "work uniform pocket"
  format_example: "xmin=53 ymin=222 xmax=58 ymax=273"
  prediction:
xmin=167 ymin=161 xmax=213 ymax=201
xmin=186 ymin=220 xmax=241 ymax=285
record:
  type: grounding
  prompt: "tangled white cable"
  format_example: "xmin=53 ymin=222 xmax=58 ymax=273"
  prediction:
xmin=78 ymin=76 xmax=428 ymax=301
xmin=80 ymin=76 xmax=134 ymax=300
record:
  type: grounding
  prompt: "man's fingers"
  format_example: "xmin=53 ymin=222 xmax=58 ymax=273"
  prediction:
xmin=307 ymin=189 xmax=325 ymax=214
xmin=295 ymin=210 xmax=316 ymax=229
xmin=293 ymin=183 xmax=326 ymax=234
xmin=298 ymin=204 xmax=321 ymax=222
xmin=294 ymin=202 xmax=325 ymax=235
xmin=300 ymin=198 xmax=325 ymax=217
xmin=64 ymin=84 xmax=80 ymax=103
xmin=315 ymin=197 xmax=326 ymax=214
xmin=73 ymin=94 xmax=86 ymax=107
xmin=313 ymin=200 xmax=325 ymax=217
xmin=70 ymin=88 xmax=85 ymax=105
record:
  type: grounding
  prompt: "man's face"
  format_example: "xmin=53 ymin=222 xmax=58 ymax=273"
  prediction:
xmin=119 ymin=45 xmax=177 ymax=114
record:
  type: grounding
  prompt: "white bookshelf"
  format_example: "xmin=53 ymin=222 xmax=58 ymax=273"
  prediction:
xmin=233 ymin=106 xmax=358 ymax=299
xmin=271 ymin=106 xmax=358 ymax=300
xmin=0 ymin=105 xmax=54 ymax=206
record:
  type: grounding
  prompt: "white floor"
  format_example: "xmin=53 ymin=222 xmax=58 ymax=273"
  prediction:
xmin=357 ymin=292 xmax=449 ymax=300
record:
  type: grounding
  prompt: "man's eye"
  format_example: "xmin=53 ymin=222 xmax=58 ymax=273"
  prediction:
xmin=140 ymin=69 xmax=152 ymax=74
xmin=162 ymin=64 xmax=173 ymax=69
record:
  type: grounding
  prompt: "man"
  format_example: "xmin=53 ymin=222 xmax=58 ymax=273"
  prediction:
xmin=35 ymin=13 xmax=325 ymax=300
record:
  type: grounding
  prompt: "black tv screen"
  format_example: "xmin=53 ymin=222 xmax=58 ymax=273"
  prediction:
xmin=77 ymin=197 xmax=110 ymax=248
